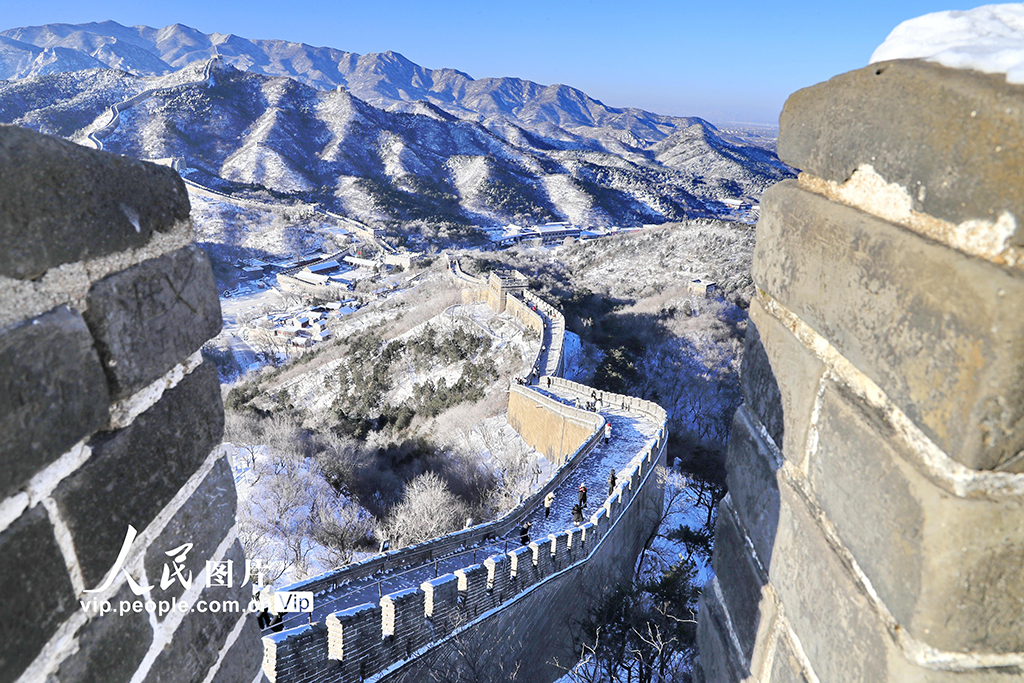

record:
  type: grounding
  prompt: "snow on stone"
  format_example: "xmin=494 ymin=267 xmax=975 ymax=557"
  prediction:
xmin=871 ymin=4 xmax=1024 ymax=84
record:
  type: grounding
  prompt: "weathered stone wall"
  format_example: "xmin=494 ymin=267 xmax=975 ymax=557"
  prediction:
xmin=0 ymin=125 xmax=262 ymax=683
xmin=697 ymin=60 xmax=1024 ymax=681
xmin=507 ymin=385 xmax=598 ymax=463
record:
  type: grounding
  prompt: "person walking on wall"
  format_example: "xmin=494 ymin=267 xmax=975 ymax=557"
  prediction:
xmin=572 ymin=503 xmax=584 ymax=526
xmin=578 ymin=484 xmax=588 ymax=508
xmin=608 ymin=469 xmax=617 ymax=497
xmin=604 ymin=422 xmax=612 ymax=444
xmin=520 ymin=521 xmax=532 ymax=546
xmin=544 ymin=491 xmax=555 ymax=518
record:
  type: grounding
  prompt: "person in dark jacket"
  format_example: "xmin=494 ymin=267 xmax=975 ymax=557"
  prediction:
xmin=608 ymin=470 xmax=617 ymax=496
xmin=578 ymin=484 xmax=588 ymax=508
xmin=572 ymin=503 xmax=584 ymax=526
xmin=520 ymin=521 xmax=532 ymax=546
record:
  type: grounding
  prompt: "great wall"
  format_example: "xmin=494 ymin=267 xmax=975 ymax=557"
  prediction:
xmin=2 ymin=41 xmax=1021 ymax=683
xmin=0 ymin=123 xmax=263 ymax=683
xmin=258 ymin=260 xmax=669 ymax=682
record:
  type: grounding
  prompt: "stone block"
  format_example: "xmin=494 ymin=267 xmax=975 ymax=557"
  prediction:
xmin=508 ymin=546 xmax=534 ymax=589
xmin=550 ymin=531 xmax=570 ymax=570
xmin=711 ymin=498 xmax=769 ymax=664
xmin=209 ymin=614 xmax=264 ymax=683
xmin=0 ymin=306 xmax=109 ymax=499
xmin=778 ymin=59 xmax=1024 ymax=241
xmin=380 ymin=586 xmax=427 ymax=658
xmin=754 ymin=180 xmax=1024 ymax=470
xmin=768 ymin=476 xmax=890 ymax=683
xmin=724 ymin=407 xmax=781 ymax=567
xmin=54 ymin=362 xmax=224 ymax=589
xmin=143 ymin=541 xmax=255 ymax=683
xmin=740 ymin=298 xmax=824 ymax=466
xmin=144 ymin=456 xmax=236 ymax=614
xmin=327 ymin=602 xmax=380 ymax=682
xmin=0 ymin=505 xmax=78 ymax=683
xmin=455 ymin=562 xmax=488 ymax=622
xmin=579 ymin=522 xmax=595 ymax=550
xmin=810 ymin=379 xmax=1024 ymax=653
xmin=530 ymin=540 xmax=553 ymax=578
xmin=0 ymin=124 xmax=190 ymax=280
xmin=484 ymin=553 xmax=510 ymax=601
xmin=421 ymin=574 xmax=458 ymax=635
xmin=56 ymin=582 xmax=154 ymax=683
xmin=564 ymin=527 xmax=580 ymax=564
xmin=769 ymin=632 xmax=813 ymax=683
xmin=84 ymin=244 xmax=222 ymax=398
xmin=260 ymin=622 xmax=330 ymax=683
xmin=695 ymin=581 xmax=748 ymax=683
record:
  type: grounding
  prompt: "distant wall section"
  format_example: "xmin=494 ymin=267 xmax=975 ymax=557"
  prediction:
xmin=261 ymin=382 xmax=668 ymax=683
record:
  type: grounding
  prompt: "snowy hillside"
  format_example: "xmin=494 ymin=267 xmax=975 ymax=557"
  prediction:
xmin=0 ymin=21 xmax=793 ymax=231
xmin=0 ymin=59 xmax=790 ymax=230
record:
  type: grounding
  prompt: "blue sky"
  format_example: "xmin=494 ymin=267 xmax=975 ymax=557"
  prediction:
xmin=0 ymin=0 xmax=993 ymax=124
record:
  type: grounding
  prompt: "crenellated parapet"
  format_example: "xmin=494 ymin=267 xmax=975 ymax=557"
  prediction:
xmin=698 ymin=59 xmax=1024 ymax=682
xmin=261 ymin=371 xmax=669 ymax=682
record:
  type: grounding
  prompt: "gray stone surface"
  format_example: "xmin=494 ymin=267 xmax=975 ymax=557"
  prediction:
xmin=810 ymin=379 xmax=1024 ymax=654
xmin=769 ymin=478 xmax=889 ymax=683
xmin=210 ymin=614 xmax=264 ymax=683
xmin=754 ymin=180 xmax=1024 ymax=470
xmin=55 ymin=582 xmax=154 ymax=683
xmin=769 ymin=633 xmax=812 ymax=683
xmin=0 ymin=305 xmax=109 ymax=499
xmin=724 ymin=407 xmax=780 ymax=567
xmin=0 ymin=505 xmax=78 ymax=683
xmin=695 ymin=582 xmax=747 ymax=683
xmin=144 ymin=456 xmax=237 ymax=616
xmin=711 ymin=498 xmax=769 ymax=664
xmin=84 ymin=244 xmax=222 ymax=399
xmin=779 ymin=59 xmax=1024 ymax=243
xmin=741 ymin=299 xmax=824 ymax=467
xmin=53 ymin=362 xmax=224 ymax=589
xmin=143 ymin=541 xmax=253 ymax=683
xmin=0 ymin=124 xmax=190 ymax=280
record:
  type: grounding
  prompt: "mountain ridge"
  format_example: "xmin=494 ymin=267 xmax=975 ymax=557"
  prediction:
xmin=0 ymin=20 xmax=706 ymax=141
xmin=0 ymin=21 xmax=793 ymax=234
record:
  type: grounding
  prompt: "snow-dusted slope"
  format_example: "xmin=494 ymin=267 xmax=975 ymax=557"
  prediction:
xmin=0 ymin=60 xmax=790 ymax=227
xmin=1 ymin=21 xmax=764 ymax=151
xmin=0 ymin=21 xmax=794 ymax=227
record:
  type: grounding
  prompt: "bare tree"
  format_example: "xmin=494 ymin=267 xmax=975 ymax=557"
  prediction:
xmin=377 ymin=472 xmax=469 ymax=548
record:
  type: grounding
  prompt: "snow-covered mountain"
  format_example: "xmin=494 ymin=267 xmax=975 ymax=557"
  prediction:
xmin=0 ymin=21 xmax=793 ymax=228
xmin=1 ymin=22 xmax=697 ymax=137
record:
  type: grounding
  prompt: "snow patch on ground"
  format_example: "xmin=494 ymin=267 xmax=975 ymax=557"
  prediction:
xmin=872 ymin=4 xmax=1024 ymax=83
xmin=226 ymin=443 xmax=374 ymax=586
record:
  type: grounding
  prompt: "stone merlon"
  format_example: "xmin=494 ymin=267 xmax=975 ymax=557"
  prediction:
xmin=0 ymin=124 xmax=191 ymax=280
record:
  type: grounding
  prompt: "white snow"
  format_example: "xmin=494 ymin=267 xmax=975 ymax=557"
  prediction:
xmin=871 ymin=4 xmax=1024 ymax=83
